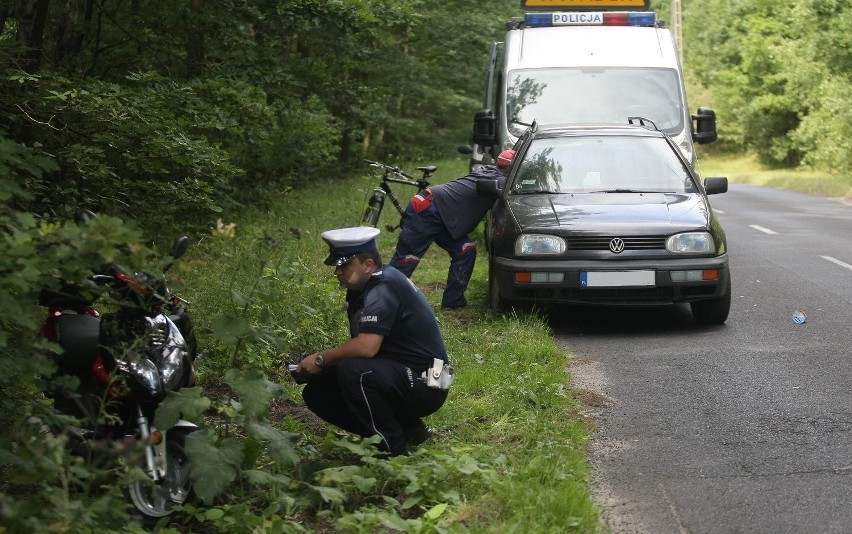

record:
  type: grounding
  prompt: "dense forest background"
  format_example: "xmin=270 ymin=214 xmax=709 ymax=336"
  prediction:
xmin=1 ymin=0 xmax=849 ymax=531
xmin=2 ymin=0 xmax=849 ymax=232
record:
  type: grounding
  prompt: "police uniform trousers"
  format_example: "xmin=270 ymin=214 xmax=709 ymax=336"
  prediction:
xmin=302 ymin=357 xmax=447 ymax=456
xmin=390 ymin=202 xmax=476 ymax=308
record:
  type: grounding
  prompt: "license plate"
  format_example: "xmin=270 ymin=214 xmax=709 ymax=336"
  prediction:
xmin=581 ymin=270 xmax=655 ymax=287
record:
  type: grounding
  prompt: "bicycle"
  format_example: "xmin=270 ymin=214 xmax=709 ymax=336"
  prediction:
xmin=361 ymin=159 xmax=436 ymax=232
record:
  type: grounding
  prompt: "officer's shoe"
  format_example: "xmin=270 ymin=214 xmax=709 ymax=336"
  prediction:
xmin=440 ymin=298 xmax=467 ymax=310
xmin=404 ymin=419 xmax=433 ymax=447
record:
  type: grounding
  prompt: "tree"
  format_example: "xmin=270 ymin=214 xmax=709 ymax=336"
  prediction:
xmin=684 ymin=0 xmax=851 ymax=172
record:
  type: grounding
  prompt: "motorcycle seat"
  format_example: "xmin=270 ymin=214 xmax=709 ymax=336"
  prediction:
xmin=56 ymin=314 xmax=101 ymax=369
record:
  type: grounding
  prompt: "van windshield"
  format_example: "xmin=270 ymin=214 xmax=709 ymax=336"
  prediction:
xmin=506 ymin=68 xmax=684 ymax=137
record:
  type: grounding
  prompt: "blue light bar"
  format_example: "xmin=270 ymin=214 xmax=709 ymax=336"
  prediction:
xmin=524 ymin=11 xmax=656 ymax=28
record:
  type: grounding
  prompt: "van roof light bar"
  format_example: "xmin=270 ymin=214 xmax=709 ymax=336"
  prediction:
xmin=521 ymin=0 xmax=651 ymax=10
xmin=525 ymin=11 xmax=656 ymax=27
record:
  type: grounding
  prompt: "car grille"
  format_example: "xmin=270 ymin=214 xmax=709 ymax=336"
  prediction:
xmin=566 ymin=236 xmax=666 ymax=251
xmin=515 ymin=285 xmax=717 ymax=305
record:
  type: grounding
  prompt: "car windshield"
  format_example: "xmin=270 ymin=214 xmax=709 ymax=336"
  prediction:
xmin=509 ymin=134 xmax=696 ymax=195
xmin=506 ymin=68 xmax=684 ymax=137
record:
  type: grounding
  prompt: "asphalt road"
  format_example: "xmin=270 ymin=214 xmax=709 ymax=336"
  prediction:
xmin=550 ymin=184 xmax=852 ymax=533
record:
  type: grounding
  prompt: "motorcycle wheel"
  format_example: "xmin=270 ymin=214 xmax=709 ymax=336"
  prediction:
xmin=127 ymin=428 xmax=194 ymax=523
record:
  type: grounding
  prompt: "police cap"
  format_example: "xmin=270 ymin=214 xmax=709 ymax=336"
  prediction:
xmin=321 ymin=226 xmax=381 ymax=266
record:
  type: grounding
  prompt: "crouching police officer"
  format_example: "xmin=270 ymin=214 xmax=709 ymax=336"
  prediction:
xmin=295 ymin=226 xmax=451 ymax=456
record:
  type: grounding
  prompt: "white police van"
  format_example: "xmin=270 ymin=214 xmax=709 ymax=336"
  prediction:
xmin=464 ymin=0 xmax=717 ymax=170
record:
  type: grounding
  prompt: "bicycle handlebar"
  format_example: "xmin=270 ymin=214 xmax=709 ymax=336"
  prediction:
xmin=364 ymin=159 xmax=415 ymax=180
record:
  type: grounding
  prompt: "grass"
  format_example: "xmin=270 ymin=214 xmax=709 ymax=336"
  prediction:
xmin=179 ymin=154 xmax=600 ymax=532
xmin=179 ymin=151 xmax=848 ymax=532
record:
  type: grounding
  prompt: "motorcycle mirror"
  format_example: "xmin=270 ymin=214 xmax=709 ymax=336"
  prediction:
xmin=75 ymin=209 xmax=98 ymax=225
xmin=164 ymin=236 xmax=189 ymax=272
xmin=169 ymin=236 xmax=190 ymax=260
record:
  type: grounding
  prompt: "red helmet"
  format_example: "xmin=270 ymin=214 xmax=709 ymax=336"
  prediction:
xmin=497 ymin=149 xmax=515 ymax=168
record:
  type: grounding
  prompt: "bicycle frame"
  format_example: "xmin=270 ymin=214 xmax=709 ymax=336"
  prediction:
xmin=362 ymin=160 xmax=434 ymax=232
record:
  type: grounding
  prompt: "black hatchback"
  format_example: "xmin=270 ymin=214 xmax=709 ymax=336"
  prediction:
xmin=479 ymin=123 xmax=731 ymax=324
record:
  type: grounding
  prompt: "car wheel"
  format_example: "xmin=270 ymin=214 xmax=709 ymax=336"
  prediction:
xmin=691 ymin=277 xmax=731 ymax=325
xmin=488 ymin=262 xmax=510 ymax=313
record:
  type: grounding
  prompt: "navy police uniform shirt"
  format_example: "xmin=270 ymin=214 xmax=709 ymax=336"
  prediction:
xmin=429 ymin=165 xmax=506 ymax=241
xmin=345 ymin=264 xmax=447 ymax=373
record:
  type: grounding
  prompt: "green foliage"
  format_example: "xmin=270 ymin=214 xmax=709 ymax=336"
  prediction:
xmin=0 ymin=132 xmax=166 ymax=532
xmin=148 ymin=364 xmax=497 ymax=532
xmin=684 ymin=0 xmax=851 ymax=173
xmin=4 ymin=72 xmax=243 ymax=229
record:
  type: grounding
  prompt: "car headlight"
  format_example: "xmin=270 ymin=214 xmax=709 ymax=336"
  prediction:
xmin=666 ymin=232 xmax=714 ymax=254
xmin=515 ymin=234 xmax=567 ymax=255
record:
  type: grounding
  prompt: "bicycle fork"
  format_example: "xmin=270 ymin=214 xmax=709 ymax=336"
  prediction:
xmin=362 ymin=187 xmax=386 ymax=227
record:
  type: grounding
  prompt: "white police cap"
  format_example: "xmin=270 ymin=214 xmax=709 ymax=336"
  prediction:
xmin=321 ymin=226 xmax=381 ymax=266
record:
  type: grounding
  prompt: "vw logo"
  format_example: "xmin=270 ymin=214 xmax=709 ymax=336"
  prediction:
xmin=609 ymin=238 xmax=625 ymax=253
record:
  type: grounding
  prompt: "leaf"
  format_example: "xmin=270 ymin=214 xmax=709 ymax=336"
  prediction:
xmin=154 ymin=387 xmax=211 ymax=430
xmin=378 ymin=512 xmax=413 ymax=530
xmin=210 ymin=315 xmax=253 ymax=346
xmin=225 ymin=368 xmax=282 ymax=419
xmin=424 ymin=502 xmax=448 ymax=520
xmin=245 ymin=421 xmax=299 ymax=466
xmin=185 ymin=429 xmax=245 ymax=504
xmin=401 ymin=495 xmax=422 ymax=510
xmin=310 ymin=484 xmax=347 ymax=505
xmin=205 ymin=508 xmax=226 ymax=520
xmin=231 ymin=288 xmax=251 ymax=307
xmin=244 ymin=469 xmax=294 ymax=489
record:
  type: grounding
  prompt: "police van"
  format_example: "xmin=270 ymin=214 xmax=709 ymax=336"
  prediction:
xmin=464 ymin=0 xmax=717 ymax=170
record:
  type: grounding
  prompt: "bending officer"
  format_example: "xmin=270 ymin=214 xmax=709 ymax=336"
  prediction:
xmin=390 ymin=150 xmax=515 ymax=308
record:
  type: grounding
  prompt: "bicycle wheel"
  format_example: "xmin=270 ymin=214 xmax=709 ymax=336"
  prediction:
xmin=362 ymin=191 xmax=384 ymax=227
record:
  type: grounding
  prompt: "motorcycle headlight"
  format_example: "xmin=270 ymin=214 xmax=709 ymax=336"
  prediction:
xmin=515 ymin=234 xmax=567 ymax=256
xmin=124 ymin=357 xmax=164 ymax=401
xmin=666 ymin=232 xmax=715 ymax=254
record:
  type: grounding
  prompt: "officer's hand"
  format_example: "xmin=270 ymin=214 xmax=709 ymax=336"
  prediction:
xmin=297 ymin=353 xmax=323 ymax=375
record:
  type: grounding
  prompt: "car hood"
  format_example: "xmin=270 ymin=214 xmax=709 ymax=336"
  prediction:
xmin=506 ymin=193 xmax=711 ymax=233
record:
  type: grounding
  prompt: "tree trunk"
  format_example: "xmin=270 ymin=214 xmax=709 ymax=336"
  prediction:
xmin=54 ymin=0 xmax=94 ymax=74
xmin=186 ymin=0 xmax=204 ymax=77
xmin=17 ymin=0 xmax=50 ymax=74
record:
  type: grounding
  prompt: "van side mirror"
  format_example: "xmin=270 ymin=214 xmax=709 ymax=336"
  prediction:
xmin=472 ymin=109 xmax=497 ymax=147
xmin=692 ymin=107 xmax=717 ymax=145
xmin=476 ymin=178 xmax=502 ymax=198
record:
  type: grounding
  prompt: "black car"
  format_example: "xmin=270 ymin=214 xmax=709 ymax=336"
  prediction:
xmin=478 ymin=122 xmax=731 ymax=324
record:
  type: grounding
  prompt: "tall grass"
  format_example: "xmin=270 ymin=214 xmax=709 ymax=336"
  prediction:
xmin=177 ymin=154 xmax=601 ymax=531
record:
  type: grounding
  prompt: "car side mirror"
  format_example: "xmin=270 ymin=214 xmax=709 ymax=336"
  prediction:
xmin=693 ymin=107 xmax=717 ymax=145
xmin=703 ymin=176 xmax=728 ymax=195
xmin=477 ymin=178 xmax=502 ymax=198
xmin=472 ymin=109 xmax=497 ymax=147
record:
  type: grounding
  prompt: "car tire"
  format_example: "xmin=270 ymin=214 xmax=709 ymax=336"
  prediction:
xmin=690 ymin=277 xmax=731 ymax=325
xmin=488 ymin=262 xmax=510 ymax=313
